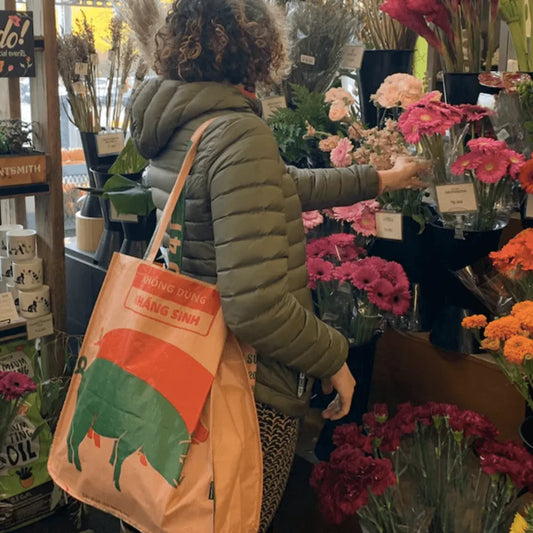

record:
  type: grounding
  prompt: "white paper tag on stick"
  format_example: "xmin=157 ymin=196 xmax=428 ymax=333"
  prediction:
xmin=96 ymin=132 xmax=124 ymax=156
xmin=375 ymin=211 xmax=403 ymax=241
xmin=436 ymin=183 xmax=477 ymax=213
xmin=341 ymin=45 xmax=365 ymax=70
xmin=26 ymin=314 xmax=54 ymax=340
xmin=75 ymin=62 xmax=89 ymax=76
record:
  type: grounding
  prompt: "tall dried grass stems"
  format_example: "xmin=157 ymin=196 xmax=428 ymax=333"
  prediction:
xmin=112 ymin=0 xmax=167 ymax=68
xmin=57 ymin=12 xmax=146 ymax=133
xmin=355 ymin=0 xmax=417 ymax=50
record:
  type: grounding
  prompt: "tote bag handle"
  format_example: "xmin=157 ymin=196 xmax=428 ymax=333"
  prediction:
xmin=145 ymin=117 xmax=217 ymax=264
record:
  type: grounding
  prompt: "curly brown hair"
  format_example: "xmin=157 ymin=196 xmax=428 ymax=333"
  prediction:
xmin=154 ymin=0 xmax=288 ymax=90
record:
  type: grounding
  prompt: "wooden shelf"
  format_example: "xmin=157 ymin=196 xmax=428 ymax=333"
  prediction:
xmin=0 ymin=182 xmax=49 ymax=198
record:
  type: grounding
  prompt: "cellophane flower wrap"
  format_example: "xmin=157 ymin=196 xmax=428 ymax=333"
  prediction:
xmin=306 ymin=237 xmax=411 ymax=345
xmin=462 ymin=301 xmax=533 ymax=411
xmin=311 ymin=402 xmax=533 ymax=532
xmin=0 ymin=371 xmax=36 ymax=450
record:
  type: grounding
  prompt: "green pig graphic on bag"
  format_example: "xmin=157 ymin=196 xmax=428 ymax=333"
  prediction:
xmin=66 ymin=328 xmax=214 ymax=491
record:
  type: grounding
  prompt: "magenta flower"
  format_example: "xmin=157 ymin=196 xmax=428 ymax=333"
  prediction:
xmin=350 ymin=265 xmax=380 ymax=290
xmin=0 ymin=371 xmax=36 ymax=401
xmin=330 ymin=138 xmax=353 ymax=168
xmin=302 ymin=210 xmax=324 ymax=233
xmin=389 ymin=285 xmax=412 ymax=316
xmin=367 ymin=278 xmax=394 ymax=311
xmin=307 ymin=257 xmax=335 ymax=289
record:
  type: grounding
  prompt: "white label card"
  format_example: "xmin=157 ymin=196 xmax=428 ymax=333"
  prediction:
xmin=526 ymin=194 xmax=533 ymax=219
xmin=375 ymin=211 xmax=403 ymax=241
xmin=110 ymin=204 xmax=138 ymax=223
xmin=436 ymin=183 xmax=478 ymax=213
xmin=341 ymin=45 xmax=365 ymax=70
xmin=26 ymin=314 xmax=54 ymax=340
xmin=96 ymin=131 xmax=125 ymax=156
xmin=75 ymin=62 xmax=89 ymax=76
xmin=72 ymin=81 xmax=86 ymax=95
xmin=261 ymin=96 xmax=287 ymax=120
xmin=300 ymin=54 xmax=316 ymax=66
xmin=0 ymin=293 xmax=20 ymax=325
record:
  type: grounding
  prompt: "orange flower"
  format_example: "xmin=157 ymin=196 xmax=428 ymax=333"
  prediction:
xmin=481 ymin=337 xmax=501 ymax=351
xmin=512 ymin=301 xmax=533 ymax=332
xmin=462 ymin=314 xmax=487 ymax=329
xmin=484 ymin=316 xmax=524 ymax=340
xmin=503 ymin=335 xmax=533 ymax=364
xmin=519 ymin=159 xmax=533 ymax=194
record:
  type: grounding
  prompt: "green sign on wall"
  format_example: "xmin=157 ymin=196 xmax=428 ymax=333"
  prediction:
xmin=0 ymin=11 xmax=35 ymax=78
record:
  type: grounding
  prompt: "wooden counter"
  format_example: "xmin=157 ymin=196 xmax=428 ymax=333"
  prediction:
xmin=371 ymin=328 xmax=525 ymax=442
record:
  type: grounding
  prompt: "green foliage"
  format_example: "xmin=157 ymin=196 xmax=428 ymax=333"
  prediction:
xmin=109 ymin=138 xmax=147 ymax=174
xmin=0 ymin=119 xmax=34 ymax=154
xmin=377 ymin=189 xmax=434 ymax=233
xmin=103 ymin=174 xmax=155 ymax=216
xmin=267 ymin=84 xmax=343 ymax=168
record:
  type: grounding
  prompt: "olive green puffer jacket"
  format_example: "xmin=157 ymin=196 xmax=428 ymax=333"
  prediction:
xmin=130 ymin=78 xmax=379 ymax=417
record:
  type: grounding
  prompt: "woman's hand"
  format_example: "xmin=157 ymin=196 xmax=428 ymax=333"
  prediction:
xmin=377 ymin=156 xmax=430 ymax=193
xmin=321 ymin=362 xmax=356 ymax=421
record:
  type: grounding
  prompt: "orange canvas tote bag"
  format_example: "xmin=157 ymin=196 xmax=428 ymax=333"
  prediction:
xmin=48 ymin=118 xmax=263 ymax=533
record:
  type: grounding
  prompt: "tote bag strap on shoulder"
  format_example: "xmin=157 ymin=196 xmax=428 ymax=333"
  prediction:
xmin=145 ymin=117 xmax=217 ymax=265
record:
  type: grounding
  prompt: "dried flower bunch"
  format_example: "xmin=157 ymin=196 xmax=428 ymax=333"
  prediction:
xmin=355 ymin=0 xmax=417 ymax=50
xmin=463 ymin=301 xmax=533 ymax=411
xmin=57 ymin=12 xmax=147 ymax=133
xmin=0 ymin=371 xmax=36 ymax=450
xmin=311 ymin=402 xmax=533 ymax=532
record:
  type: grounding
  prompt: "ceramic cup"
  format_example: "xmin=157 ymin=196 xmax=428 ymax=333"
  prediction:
xmin=6 ymin=281 xmax=19 ymax=311
xmin=0 ymin=256 xmax=12 ymax=279
xmin=13 ymin=257 xmax=43 ymax=290
xmin=19 ymin=284 xmax=50 ymax=318
xmin=0 ymin=224 xmax=23 ymax=257
xmin=7 ymin=229 xmax=36 ymax=260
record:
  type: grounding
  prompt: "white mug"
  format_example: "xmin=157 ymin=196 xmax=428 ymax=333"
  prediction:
xmin=7 ymin=229 xmax=36 ymax=260
xmin=19 ymin=285 xmax=50 ymax=318
xmin=13 ymin=257 xmax=43 ymax=290
xmin=0 ymin=256 xmax=12 ymax=279
xmin=0 ymin=224 xmax=23 ymax=257
xmin=6 ymin=281 xmax=19 ymax=310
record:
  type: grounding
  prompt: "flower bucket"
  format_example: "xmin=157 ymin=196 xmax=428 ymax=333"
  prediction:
xmin=443 ymin=72 xmax=499 ymax=106
xmin=357 ymin=50 xmax=414 ymax=128
xmin=313 ymin=336 xmax=380 ymax=461
xmin=120 ymin=210 xmax=157 ymax=259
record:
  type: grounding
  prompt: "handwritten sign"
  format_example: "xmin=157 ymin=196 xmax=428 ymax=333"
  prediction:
xmin=375 ymin=211 xmax=403 ymax=241
xmin=300 ymin=54 xmax=316 ymax=66
xmin=341 ymin=45 xmax=365 ymax=70
xmin=261 ymin=95 xmax=287 ymax=120
xmin=96 ymin=131 xmax=124 ymax=156
xmin=0 ymin=11 xmax=35 ymax=78
xmin=436 ymin=183 xmax=478 ymax=213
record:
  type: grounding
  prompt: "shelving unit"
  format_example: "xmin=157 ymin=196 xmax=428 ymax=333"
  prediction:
xmin=1 ymin=0 xmax=65 ymax=374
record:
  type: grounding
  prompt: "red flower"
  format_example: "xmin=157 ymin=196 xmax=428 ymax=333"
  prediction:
xmin=389 ymin=285 xmax=411 ymax=316
xmin=367 ymin=278 xmax=394 ymax=311
xmin=505 ymin=150 xmax=526 ymax=179
xmin=306 ymin=237 xmax=333 ymax=259
xmin=333 ymin=262 xmax=359 ymax=283
xmin=467 ymin=137 xmax=508 ymax=152
xmin=306 ymin=257 xmax=335 ymax=289
xmin=349 ymin=264 xmax=380 ymax=290
xmin=449 ymin=409 xmax=499 ymax=440
xmin=475 ymin=153 xmax=509 ymax=184
xmin=451 ymin=153 xmax=478 ymax=176
xmin=333 ymin=423 xmax=372 ymax=453
xmin=379 ymin=261 xmax=409 ymax=289
xmin=0 ymin=371 xmax=36 ymax=401
xmin=519 ymin=159 xmax=533 ymax=194
xmin=457 ymin=104 xmax=492 ymax=122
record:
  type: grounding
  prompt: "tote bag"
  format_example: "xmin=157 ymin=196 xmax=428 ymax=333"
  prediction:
xmin=48 ymin=118 xmax=263 ymax=533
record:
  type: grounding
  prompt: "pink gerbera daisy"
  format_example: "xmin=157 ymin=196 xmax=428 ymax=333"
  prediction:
xmin=350 ymin=265 xmax=380 ymax=290
xmin=505 ymin=150 xmax=526 ymax=179
xmin=457 ymin=104 xmax=492 ymax=122
xmin=330 ymin=138 xmax=354 ymax=168
xmin=467 ymin=137 xmax=508 ymax=152
xmin=367 ymin=278 xmax=394 ymax=311
xmin=306 ymin=257 xmax=335 ymax=289
xmin=380 ymin=261 xmax=409 ymax=289
xmin=302 ymin=210 xmax=324 ymax=233
xmin=333 ymin=261 xmax=358 ymax=283
xmin=474 ymin=154 xmax=509 ymax=183
xmin=306 ymin=237 xmax=333 ymax=259
xmin=389 ymin=285 xmax=412 ymax=316
xmin=451 ymin=153 xmax=479 ymax=176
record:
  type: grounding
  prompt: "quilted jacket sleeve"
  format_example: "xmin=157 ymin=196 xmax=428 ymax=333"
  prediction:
xmin=286 ymin=164 xmax=380 ymax=211
xmin=206 ymin=116 xmax=348 ymax=379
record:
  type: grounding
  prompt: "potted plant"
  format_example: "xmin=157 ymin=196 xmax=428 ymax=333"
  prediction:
xmin=0 ymin=119 xmax=46 ymax=188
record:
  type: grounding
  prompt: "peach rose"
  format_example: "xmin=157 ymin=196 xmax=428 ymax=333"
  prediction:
xmin=325 ymin=87 xmax=355 ymax=106
xmin=318 ymin=135 xmax=340 ymax=152
xmin=329 ymin=103 xmax=350 ymax=122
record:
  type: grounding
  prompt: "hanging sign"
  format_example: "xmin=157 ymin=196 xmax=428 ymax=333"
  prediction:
xmin=0 ymin=11 xmax=35 ymax=78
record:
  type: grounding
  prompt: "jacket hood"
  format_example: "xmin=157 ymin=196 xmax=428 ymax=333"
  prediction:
xmin=130 ymin=78 xmax=262 ymax=159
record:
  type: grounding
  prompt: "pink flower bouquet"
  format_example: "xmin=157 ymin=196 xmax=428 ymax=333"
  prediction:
xmin=306 ymin=239 xmax=411 ymax=344
xmin=0 ymin=371 xmax=36 ymax=450
xmin=311 ymin=402 xmax=533 ymax=532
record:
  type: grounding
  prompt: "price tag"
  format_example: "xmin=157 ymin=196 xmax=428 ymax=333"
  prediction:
xmin=261 ymin=95 xmax=287 ymax=120
xmin=0 ymin=292 xmax=20 ymax=325
xmin=72 ymin=81 xmax=86 ymax=95
xmin=496 ymin=128 xmax=510 ymax=142
xmin=526 ymin=195 xmax=533 ymax=219
xmin=26 ymin=314 xmax=54 ymax=340
xmin=300 ymin=54 xmax=316 ymax=66
xmin=90 ymin=53 xmax=99 ymax=65
xmin=375 ymin=211 xmax=403 ymax=241
xmin=96 ymin=131 xmax=125 ymax=156
xmin=341 ymin=45 xmax=365 ymax=70
xmin=436 ymin=183 xmax=478 ymax=213
xmin=110 ymin=204 xmax=138 ymax=223
xmin=75 ymin=62 xmax=89 ymax=76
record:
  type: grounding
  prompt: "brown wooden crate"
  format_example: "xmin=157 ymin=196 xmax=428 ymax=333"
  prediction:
xmin=0 ymin=153 xmax=46 ymax=187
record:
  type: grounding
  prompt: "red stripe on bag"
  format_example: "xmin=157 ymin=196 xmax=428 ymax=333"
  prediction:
xmin=95 ymin=329 xmax=214 ymax=432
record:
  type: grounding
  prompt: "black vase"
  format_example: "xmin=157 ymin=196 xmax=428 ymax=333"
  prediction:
xmin=520 ymin=416 xmax=533 ymax=454
xmin=80 ymin=132 xmax=119 ymax=176
xmin=79 ymin=168 xmax=103 ymax=218
xmin=357 ymin=50 xmax=414 ymax=128
xmin=314 ymin=337 xmax=379 ymax=461
xmin=442 ymin=73 xmax=499 ymax=106
xmin=91 ymin=167 xmax=124 ymax=268
xmin=120 ymin=210 xmax=157 ymax=259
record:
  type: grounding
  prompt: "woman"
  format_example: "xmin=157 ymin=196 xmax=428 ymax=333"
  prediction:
xmin=130 ymin=0 xmax=425 ymax=530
